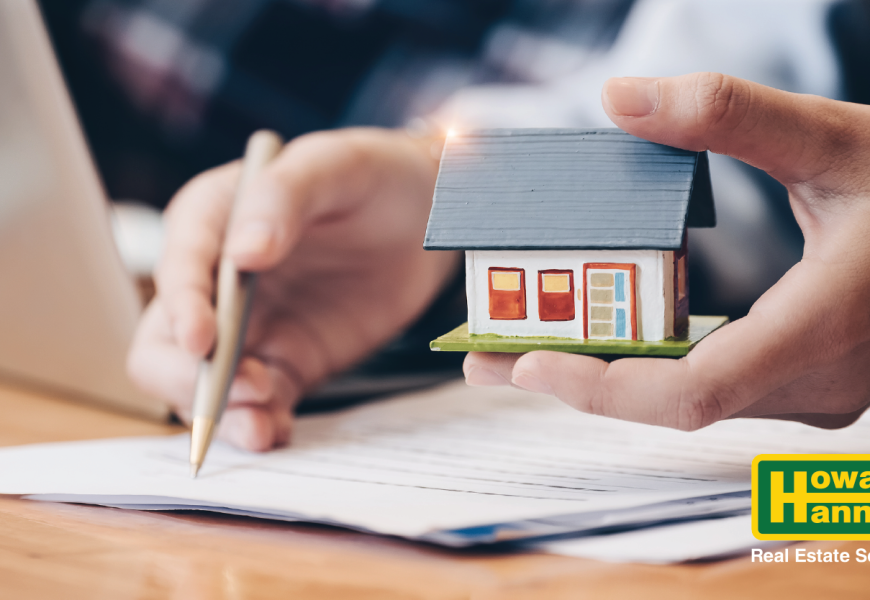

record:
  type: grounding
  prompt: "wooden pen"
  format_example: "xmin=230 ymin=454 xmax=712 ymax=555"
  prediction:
xmin=189 ymin=130 xmax=284 ymax=478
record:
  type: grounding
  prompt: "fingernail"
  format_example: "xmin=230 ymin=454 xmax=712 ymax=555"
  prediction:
xmin=227 ymin=221 xmax=276 ymax=256
xmin=465 ymin=367 xmax=510 ymax=387
xmin=603 ymin=77 xmax=660 ymax=117
xmin=512 ymin=372 xmax=555 ymax=396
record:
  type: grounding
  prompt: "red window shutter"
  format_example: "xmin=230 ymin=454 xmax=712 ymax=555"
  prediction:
xmin=488 ymin=268 xmax=526 ymax=320
xmin=538 ymin=270 xmax=575 ymax=321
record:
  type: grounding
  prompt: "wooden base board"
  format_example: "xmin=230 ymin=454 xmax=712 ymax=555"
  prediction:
xmin=430 ymin=315 xmax=729 ymax=357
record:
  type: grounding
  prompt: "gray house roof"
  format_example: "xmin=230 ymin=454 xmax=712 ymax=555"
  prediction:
xmin=423 ymin=128 xmax=714 ymax=251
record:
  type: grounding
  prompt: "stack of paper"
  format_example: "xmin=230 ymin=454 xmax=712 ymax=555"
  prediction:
xmin=0 ymin=382 xmax=866 ymax=550
xmin=530 ymin=514 xmax=784 ymax=563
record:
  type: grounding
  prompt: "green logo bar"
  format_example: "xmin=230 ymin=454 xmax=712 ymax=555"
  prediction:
xmin=753 ymin=455 xmax=870 ymax=540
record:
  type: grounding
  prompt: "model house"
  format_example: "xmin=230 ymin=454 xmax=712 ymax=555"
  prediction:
xmin=423 ymin=128 xmax=716 ymax=347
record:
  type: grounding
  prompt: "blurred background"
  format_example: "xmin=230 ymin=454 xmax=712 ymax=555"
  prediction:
xmin=37 ymin=0 xmax=870 ymax=399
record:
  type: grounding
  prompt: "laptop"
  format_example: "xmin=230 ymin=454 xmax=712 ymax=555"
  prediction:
xmin=0 ymin=0 xmax=168 ymax=420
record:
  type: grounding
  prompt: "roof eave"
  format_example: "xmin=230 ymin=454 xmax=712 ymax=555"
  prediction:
xmin=422 ymin=243 xmax=684 ymax=252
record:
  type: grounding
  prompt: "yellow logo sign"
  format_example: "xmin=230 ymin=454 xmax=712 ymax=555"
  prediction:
xmin=753 ymin=454 xmax=870 ymax=540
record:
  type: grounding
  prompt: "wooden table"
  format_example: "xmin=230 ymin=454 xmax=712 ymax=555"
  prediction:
xmin=1 ymin=382 xmax=868 ymax=600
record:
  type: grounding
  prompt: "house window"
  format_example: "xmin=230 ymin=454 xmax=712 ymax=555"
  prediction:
xmin=542 ymin=273 xmax=571 ymax=293
xmin=488 ymin=268 xmax=526 ymax=320
xmin=538 ymin=270 xmax=575 ymax=321
xmin=583 ymin=263 xmax=636 ymax=340
xmin=492 ymin=271 xmax=521 ymax=291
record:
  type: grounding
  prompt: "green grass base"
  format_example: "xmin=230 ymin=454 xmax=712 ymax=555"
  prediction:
xmin=429 ymin=315 xmax=728 ymax=358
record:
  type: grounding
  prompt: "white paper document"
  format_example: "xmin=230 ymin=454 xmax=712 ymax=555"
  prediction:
xmin=532 ymin=514 xmax=783 ymax=563
xmin=1 ymin=382 xmax=868 ymax=546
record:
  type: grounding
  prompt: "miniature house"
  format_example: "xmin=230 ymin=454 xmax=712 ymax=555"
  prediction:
xmin=423 ymin=128 xmax=716 ymax=345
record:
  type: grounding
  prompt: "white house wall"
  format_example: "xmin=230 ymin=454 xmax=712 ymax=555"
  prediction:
xmin=467 ymin=250 xmax=671 ymax=341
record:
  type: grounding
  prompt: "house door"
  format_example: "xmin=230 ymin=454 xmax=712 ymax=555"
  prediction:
xmin=584 ymin=263 xmax=636 ymax=340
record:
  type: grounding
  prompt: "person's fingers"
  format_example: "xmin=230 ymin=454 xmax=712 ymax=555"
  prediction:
xmin=217 ymin=407 xmax=279 ymax=452
xmin=466 ymin=272 xmax=854 ymax=423
xmin=465 ymin=347 xmax=870 ymax=430
xmin=468 ymin=349 xmax=732 ymax=429
xmin=156 ymin=162 xmax=240 ymax=355
xmin=262 ymin=361 xmax=298 ymax=447
xmin=504 ymin=257 xmax=868 ymax=429
xmin=512 ymin=350 xmax=698 ymax=427
xmin=601 ymin=72 xmax=870 ymax=191
xmin=464 ymin=352 xmax=520 ymax=387
xmin=226 ymin=356 xmax=274 ymax=406
xmin=128 ymin=301 xmax=288 ymax=434
xmin=216 ymin=362 xmax=296 ymax=451
xmin=217 ymin=400 xmax=293 ymax=451
xmin=128 ymin=300 xmax=202 ymax=410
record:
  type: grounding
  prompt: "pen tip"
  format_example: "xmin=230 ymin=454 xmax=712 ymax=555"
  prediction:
xmin=190 ymin=464 xmax=200 ymax=479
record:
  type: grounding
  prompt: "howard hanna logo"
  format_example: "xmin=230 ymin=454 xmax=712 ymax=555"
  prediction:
xmin=753 ymin=454 xmax=870 ymax=540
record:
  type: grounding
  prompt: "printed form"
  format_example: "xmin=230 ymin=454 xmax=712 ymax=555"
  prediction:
xmin=0 ymin=382 xmax=867 ymax=546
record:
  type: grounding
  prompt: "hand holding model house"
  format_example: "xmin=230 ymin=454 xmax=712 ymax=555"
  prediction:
xmin=128 ymin=73 xmax=870 ymax=450
xmin=467 ymin=73 xmax=870 ymax=432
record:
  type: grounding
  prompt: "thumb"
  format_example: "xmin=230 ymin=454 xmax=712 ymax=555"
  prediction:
xmin=601 ymin=73 xmax=870 ymax=193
